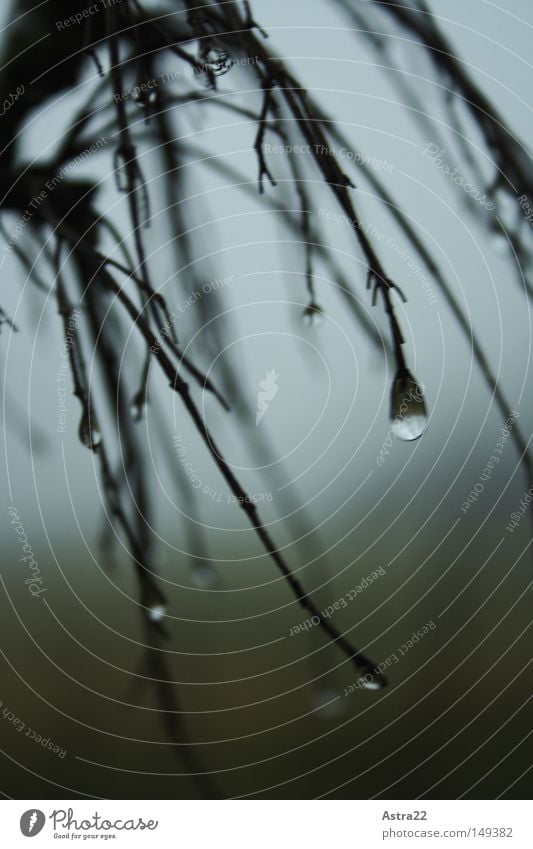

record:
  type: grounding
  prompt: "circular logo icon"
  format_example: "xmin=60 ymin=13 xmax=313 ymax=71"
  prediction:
xmin=20 ymin=810 xmax=46 ymax=837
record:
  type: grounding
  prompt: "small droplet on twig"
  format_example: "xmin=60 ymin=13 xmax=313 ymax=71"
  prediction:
xmin=78 ymin=408 xmax=102 ymax=452
xmin=130 ymin=402 xmax=143 ymax=422
xmin=133 ymin=90 xmax=157 ymax=110
xmin=390 ymin=368 xmax=428 ymax=441
xmin=301 ymin=302 xmax=325 ymax=327
xmin=147 ymin=603 xmax=167 ymax=623
xmin=130 ymin=395 xmax=145 ymax=422
xmin=201 ymin=45 xmax=233 ymax=77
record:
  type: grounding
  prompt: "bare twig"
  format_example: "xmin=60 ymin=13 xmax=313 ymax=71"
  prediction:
xmin=90 ymin=254 xmax=386 ymax=684
xmin=254 ymin=80 xmax=277 ymax=192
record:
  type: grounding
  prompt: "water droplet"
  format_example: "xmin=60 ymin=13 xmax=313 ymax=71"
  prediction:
xmin=147 ymin=604 xmax=166 ymax=623
xmin=201 ymin=46 xmax=233 ymax=77
xmin=78 ymin=410 xmax=101 ymax=452
xmin=358 ymin=671 xmax=387 ymax=691
xmin=130 ymin=399 xmax=144 ymax=422
xmin=190 ymin=562 xmax=218 ymax=590
xmin=390 ymin=368 xmax=428 ymax=441
xmin=311 ymin=687 xmax=345 ymax=718
xmin=132 ymin=90 xmax=157 ymax=109
xmin=302 ymin=302 xmax=325 ymax=327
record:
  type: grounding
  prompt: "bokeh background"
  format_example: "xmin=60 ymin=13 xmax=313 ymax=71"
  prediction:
xmin=1 ymin=0 xmax=532 ymax=798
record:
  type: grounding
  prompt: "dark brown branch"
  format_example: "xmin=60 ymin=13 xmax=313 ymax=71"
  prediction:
xmin=139 ymin=619 xmax=222 ymax=798
xmin=371 ymin=0 xmax=533 ymax=203
xmin=65 ymin=245 xmax=166 ymax=616
xmin=91 ymin=256 xmax=385 ymax=684
xmin=209 ymin=0 xmax=409 ymax=372
xmin=97 ymin=253 xmax=231 ymax=411
xmin=254 ymin=81 xmax=277 ymax=193
xmin=54 ymin=240 xmax=100 ymax=451
xmin=243 ymin=0 xmax=269 ymax=39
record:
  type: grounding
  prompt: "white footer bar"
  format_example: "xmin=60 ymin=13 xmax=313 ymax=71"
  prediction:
xmin=2 ymin=800 xmax=530 ymax=847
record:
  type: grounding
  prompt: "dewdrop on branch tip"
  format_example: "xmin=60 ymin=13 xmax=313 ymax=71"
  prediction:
xmin=358 ymin=671 xmax=387 ymax=691
xmin=147 ymin=604 xmax=166 ymax=623
xmin=200 ymin=43 xmax=234 ymax=78
xmin=130 ymin=397 xmax=145 ymax=422
xmin=78 ymin=409 xmax=102 ymax=452
xmin=142 ymin=582 xmax=168 ymax=624
xmin=390 ymin=368 xmax=428 ymax=442
xmin=302 ymin=302 xmax=325 ymax=327
xmin=133 ymin=89 xmax=157 ymax=110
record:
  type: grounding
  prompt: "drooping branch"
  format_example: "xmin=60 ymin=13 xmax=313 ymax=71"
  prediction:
xmin=370 ymin=0 xmax=533 ymax=206
xmin=97 ymin=253 xmax=231 ymax=411
xmin=195 ymin=0 xmax=412 ymax=375
xmin=55 ymin=238 xmax=167 ymax=622
xmin=73 ymin=242 xmax=387 ymax=685
xmin=254 ymin=79 xmax=277 ymax=193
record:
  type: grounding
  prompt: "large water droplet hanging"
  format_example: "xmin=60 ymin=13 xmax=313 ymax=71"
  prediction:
xmin=78 ymin=409 xmax=101 ymax=452
xmin=301 ymin=302 xmax=325 ymax=327
xmin=390 ymin=368 xmax=428 ymax=441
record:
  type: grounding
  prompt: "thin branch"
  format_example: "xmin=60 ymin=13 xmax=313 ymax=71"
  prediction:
xmin=208 ymin=1 xmax=410 ymax=372
xmin=90 ymin=254 xmax=386 ymax=684
xmin=371 ymin=0 xmax=533 ymax=204
xmin=97 ymin=253 xmax=231 ymax=411
xmin=54 ymin=239 xmax=100 ymax=451
xmin=254 ymin=81 xmax=277 ymax=192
